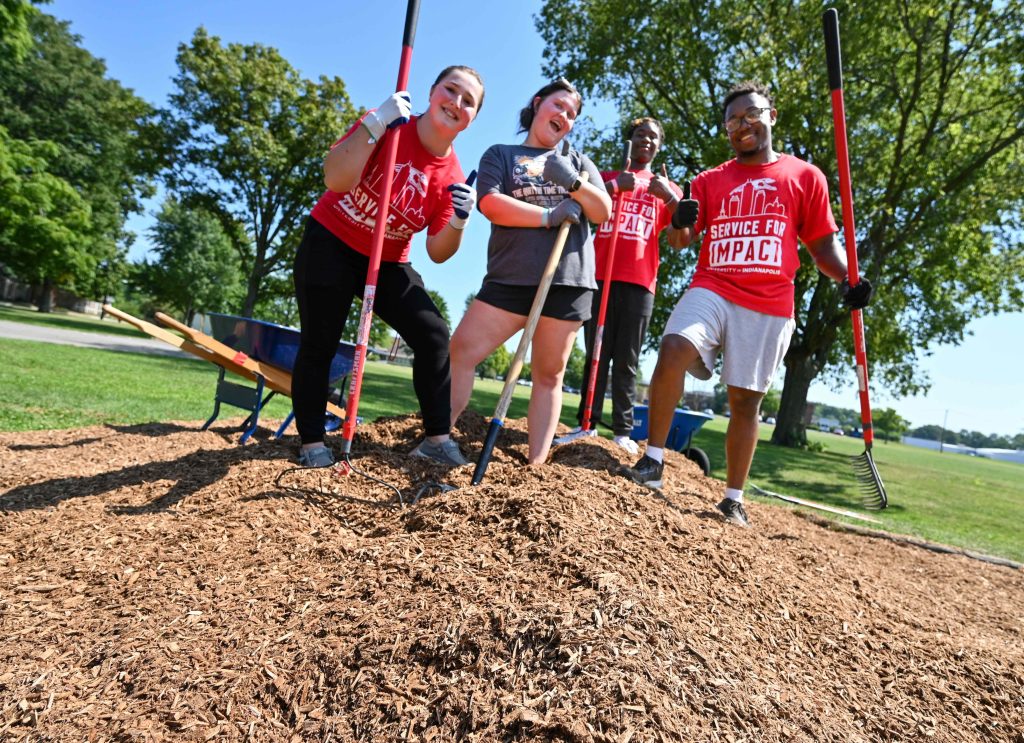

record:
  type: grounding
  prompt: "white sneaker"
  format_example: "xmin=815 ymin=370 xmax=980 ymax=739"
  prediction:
xmin=614 ymin=436 xmax=640 ymax=455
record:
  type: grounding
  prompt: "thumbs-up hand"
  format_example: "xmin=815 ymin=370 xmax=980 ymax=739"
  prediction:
xmin=671 ymin=180 xmax=699 ymax=229
xmin=648 ymin=162 xmax=676 ymax=205
xmin=447 ymin=170 xmax=477 ymax=230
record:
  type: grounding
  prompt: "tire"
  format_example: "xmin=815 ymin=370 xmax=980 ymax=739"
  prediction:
xmin=684 ymin=446 xmax=711 ymax=476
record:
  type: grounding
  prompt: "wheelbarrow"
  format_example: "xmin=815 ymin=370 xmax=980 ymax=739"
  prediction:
xmin=102 ymin=306 xmax=354 ymax=443
xmin=202 ymin=313 xmax=355 ymax=439
xmin=631 ymin=404 xmax=713 ymax=475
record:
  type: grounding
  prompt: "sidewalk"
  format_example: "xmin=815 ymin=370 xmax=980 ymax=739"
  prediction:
xmin=0 ymin=318 xmax=186 ymax=358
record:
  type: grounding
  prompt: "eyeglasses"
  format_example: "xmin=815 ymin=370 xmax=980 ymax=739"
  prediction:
xmin=723 ymin=107 xmax=771 ymax=133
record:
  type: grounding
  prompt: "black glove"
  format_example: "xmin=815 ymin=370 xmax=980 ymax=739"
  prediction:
xmin=671 ymin=180 xmax=698 ymax=229
xmin=841 ymin=277 xmax=874 ymax=310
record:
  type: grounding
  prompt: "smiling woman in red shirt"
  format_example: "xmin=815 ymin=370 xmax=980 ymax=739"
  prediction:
xmin=291 ymin=66 xmax=484 ymax=469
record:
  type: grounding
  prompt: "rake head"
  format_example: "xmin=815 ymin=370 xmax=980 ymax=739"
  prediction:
xmin=552 ymin=427 xmax=598 ymax=446
xmin=851 ymin=447 xmax=887 ymax=510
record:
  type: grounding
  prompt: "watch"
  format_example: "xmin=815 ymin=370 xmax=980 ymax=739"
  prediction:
xmin=568 ymin=177 xmax=582 ymax=193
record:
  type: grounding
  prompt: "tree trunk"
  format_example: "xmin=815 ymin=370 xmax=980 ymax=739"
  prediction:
xmin=37 ymin=278 xmax=55 ymax=313
xmin=771 ymin=353 xmax=819 ymax=447
xmin=242 ymin=271 xmax=260 ymax=318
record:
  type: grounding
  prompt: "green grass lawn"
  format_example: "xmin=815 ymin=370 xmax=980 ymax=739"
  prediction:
xmin=696 ymin=418 xmax=1022 ymax=563
xmin=2 ymin=310 xmax=1021 ymax=563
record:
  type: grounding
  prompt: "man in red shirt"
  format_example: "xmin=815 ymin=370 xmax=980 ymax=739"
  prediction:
xmin=573 ymin=118 xmax=684 ymax=453
xmin=621 ymin=81 xmax=873 ymax=527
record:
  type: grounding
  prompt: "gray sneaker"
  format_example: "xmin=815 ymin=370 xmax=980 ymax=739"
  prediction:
xmin=620 ymin=454 xmax=664 ymax=490
xmin=297 ymin=446 xmax=335 ymax=468
xmin=412 ymin=438 xmax=469 ymax=467
xmin=716 ymin=498 xmax=750 ymax=528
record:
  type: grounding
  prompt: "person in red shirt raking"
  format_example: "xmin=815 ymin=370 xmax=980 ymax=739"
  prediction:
xmin=291 ymin=66 xmax=484 ymax=469
xmin=620 ymin=80 xmax=873 ymax=527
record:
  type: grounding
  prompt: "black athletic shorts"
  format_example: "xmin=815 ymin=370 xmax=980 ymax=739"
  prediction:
xmin=476 ymin=281 xmax=593 ymax=322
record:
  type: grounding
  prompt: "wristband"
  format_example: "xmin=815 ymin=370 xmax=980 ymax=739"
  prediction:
xmin=608 ymin=179 xmax=619 ymax=195
xmin=541 ymin=208 xmax=550 ymax=228
xmin=450 ymin=215 xmax=468 ymax=231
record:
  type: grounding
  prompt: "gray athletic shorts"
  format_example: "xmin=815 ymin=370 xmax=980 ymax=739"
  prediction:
xmin=662 ymin=287 xmax=795 ymax=393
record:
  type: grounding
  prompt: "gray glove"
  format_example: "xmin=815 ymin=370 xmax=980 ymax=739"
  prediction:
xmin=543 ymin=150 xmax=580 ymax=191
xmin=545 ymin=198 xmax=582 ymax=227
xmin=362 ymin=91 xmax=412 ymax=141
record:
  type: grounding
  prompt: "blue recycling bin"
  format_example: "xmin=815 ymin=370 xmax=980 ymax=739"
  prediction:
xmin=630 ymin=404 xmax=650 ymax=441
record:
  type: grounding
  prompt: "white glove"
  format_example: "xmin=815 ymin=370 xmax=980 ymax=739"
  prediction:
xmin=447 ymin=170 xmax=478 ymax=230
xmin=362 ymin=91 xmax=412 ymax=141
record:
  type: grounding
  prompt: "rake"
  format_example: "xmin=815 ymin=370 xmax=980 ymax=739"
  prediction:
xmin=824 ymin=8 xmax=888 ymax=509
xmin=554 ymin=140 xmax=631 ymax=446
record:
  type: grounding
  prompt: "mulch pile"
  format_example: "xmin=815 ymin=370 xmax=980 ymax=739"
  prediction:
xmin=1 ymin=412 xmax=1022 ymax=742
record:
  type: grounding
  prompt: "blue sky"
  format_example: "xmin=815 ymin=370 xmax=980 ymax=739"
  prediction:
xmin=47 ymin=0 xmax=1023 ymax=438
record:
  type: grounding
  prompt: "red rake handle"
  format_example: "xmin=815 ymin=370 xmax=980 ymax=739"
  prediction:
xmin=341 ymin=0 xmax=420 ymax=453
xmin=824 ymin=8 xmax=875 ymax=448
xmin=581 ymin=140 xmax=632 ymax=432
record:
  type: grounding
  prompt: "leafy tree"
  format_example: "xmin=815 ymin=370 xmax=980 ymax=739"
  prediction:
xmin=0 ymin=11 xmax=157 ymax=310
xmin=0 ymin=128 xmax=92 ymax=292
xmin=426 ymin=289 xmax=451 ymax=327
xmin=136 ymin=198 xmax=243 ymax=325
xmin=0 ymin=0 xmax=34 ymax=61
xmin=563 ymin=341 xmax=586 ymax=389
xmin=873 ymin=407 xmax=909 ymax=443
xmin=164 ymin=28 xmax=356 ymax=317
xmin=478 ymin=344 xmax=512 ymax=380
xmin=908 ymin=424 xmax=939 ymax=441
xmin=760 ymin=386 xmax=781 ymax=418
xmin=538 ymin=0 xmax=1024 ymax=447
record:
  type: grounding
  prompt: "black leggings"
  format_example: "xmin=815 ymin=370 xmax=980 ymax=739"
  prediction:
xmin=577 ymin=280 xmax=653 ymax=435
xmin=291 ymin=218 xmax=452 ymax=443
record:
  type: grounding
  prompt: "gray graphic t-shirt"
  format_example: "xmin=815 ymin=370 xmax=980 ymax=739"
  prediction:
xmin=476 ymin=143 xmax=603 ymax=289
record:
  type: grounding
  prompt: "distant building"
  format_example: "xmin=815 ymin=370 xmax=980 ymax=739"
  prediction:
xmin=902 ymin=437 xmax=1024 ymax=464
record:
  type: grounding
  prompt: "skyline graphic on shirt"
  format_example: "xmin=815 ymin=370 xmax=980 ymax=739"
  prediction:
xmin=714 ymin=177 xmax=786 ymax=221
xmin=706 ymin=176 xmax=786 ymax=272
xmin=337 ymin=159 xmax=426 ymax=240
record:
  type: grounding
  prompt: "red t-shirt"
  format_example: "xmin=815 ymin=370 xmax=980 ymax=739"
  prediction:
xmin=310 ymin=114 xmax=465 ymax=263
xmin=689 ymin=154 xmax=837 ymax=317
xmin=593 ymin=169 xmax=680 ymax=293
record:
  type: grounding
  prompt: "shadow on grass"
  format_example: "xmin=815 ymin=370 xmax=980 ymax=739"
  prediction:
xmin=0 ymin=305 xmax=147 ymax=339
xmin=698 ymin=427 xmax=878 ymax=511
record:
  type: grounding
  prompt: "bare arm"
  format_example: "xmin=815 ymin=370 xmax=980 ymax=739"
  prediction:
xmin=805 ymin=232 xmax=848 ymax=282
xmin=479 ymin=193 xmax=548 ymax=227
xmin=424 ymin=224 xmax=465 ymax=264
xmin=322 ymin=128 xmax=375 ymax=193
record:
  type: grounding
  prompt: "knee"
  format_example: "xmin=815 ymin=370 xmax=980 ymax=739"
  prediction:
xmin=656 ymin=335 xmax=691 ymax=371
xmin=407 ymin=315 xmax=449 ymax=358
xmin=729 ymin=389 xmax=763 ymax=420
xmin=530 ymin=359 xmax=564 ymax=390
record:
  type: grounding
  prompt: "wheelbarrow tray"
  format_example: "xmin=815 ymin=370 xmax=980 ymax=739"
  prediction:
xmin=205 ymin=313 xmax=354 ymax=386
xmin=102 ymin=306 xmax=346 ymax=419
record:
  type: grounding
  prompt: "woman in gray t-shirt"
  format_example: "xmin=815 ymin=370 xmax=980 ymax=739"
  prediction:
xmin=450 ymin=78 xmax=612 ymax=465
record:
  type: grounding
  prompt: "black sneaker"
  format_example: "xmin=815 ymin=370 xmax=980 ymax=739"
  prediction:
xmin=621 ymin=454 xmax=664 ymax=490
xmin=716 ymin=498 xmax=750 ymax=527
